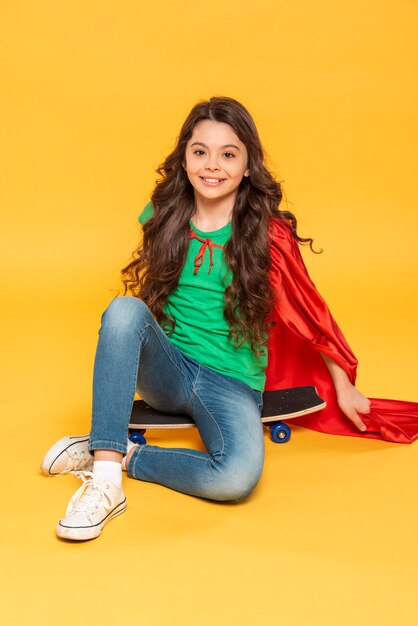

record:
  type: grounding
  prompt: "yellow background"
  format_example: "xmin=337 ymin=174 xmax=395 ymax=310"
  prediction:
xmin=1 ymin=1 xmax=417 ymax=625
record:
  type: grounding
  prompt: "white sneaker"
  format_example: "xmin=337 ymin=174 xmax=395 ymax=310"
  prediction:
xmin=40 ymin=435 xmax=93 ymax=475
xmin=56 ymin=471 xmax=127 ymax=541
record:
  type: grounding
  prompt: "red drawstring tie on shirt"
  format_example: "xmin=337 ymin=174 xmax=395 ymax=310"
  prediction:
xmin=189 ymin=229 xmax=224 ymax=274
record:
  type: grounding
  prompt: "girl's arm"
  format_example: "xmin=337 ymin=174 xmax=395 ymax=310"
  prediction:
xmin=321 ymin=353 xmax=370 ymax=431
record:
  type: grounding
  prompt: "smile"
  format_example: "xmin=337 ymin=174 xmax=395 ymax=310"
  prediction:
xmin=199 ymin=177 xmax=226 ymax=186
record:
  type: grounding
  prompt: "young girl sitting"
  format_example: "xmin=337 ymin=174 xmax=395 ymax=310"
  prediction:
xmin=41 ymin=96 xmax=417 ymax=541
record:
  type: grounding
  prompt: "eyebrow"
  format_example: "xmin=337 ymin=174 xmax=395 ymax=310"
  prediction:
xmin=190 ymin=141 xmax=241 ymax=150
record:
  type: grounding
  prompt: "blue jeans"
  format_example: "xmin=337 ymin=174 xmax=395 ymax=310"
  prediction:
xmin=89 ymin=296 xmax=265 ymax=501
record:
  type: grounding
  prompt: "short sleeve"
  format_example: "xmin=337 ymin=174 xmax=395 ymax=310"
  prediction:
xmin=138 ymin=201 xmax=154 ymax=226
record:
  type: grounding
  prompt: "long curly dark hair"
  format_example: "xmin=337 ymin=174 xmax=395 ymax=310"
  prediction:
xmin=122 ymin=97 xmax=315 ymax=355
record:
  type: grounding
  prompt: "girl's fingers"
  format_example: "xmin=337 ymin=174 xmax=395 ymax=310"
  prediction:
xmin=337 ymin=386 xmax=370 ymax=431
xmin=347 ymin=409 xmax=367 ymax=432
xmin=359 ymin=397 xmax=371 ymax=414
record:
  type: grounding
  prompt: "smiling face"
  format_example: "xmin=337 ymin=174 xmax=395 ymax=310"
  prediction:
xmin=183 ymin=119 xmax=250 ymax=209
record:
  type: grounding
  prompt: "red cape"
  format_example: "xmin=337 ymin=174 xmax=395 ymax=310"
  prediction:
xmin=266 ymin=219 xmax=418 ymax=444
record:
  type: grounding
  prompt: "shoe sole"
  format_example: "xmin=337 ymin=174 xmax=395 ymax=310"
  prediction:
xmin=56 ymin=499 xmax=127 ymax=541
xmin=40 ymin=435 xmax=92 ymax=476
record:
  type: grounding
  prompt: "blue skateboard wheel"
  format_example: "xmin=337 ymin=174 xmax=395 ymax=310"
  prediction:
xmin=129 ymin=431 xmax=147 ymax=445
xmin=270 ymin=422 xmax=291 ymax=443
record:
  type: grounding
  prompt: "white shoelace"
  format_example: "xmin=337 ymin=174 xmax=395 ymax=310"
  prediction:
xmin=66 ymin=471 xmax=115 ymax=519
xmin=67 ymin=450 xmax=92 ymax=472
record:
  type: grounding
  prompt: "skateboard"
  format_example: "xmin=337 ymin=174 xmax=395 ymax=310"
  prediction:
xmin=129 ymin=386 xmax=326 ymax=445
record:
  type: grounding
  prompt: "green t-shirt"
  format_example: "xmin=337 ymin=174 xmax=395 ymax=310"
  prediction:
xmin=138 ymin=202 xmax=267 ymax=391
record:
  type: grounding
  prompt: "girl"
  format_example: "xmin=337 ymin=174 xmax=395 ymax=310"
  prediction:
xmin=41 ymin=97 xmax=417 ymax=542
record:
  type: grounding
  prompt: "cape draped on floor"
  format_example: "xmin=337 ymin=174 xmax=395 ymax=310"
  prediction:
xmin=266 ymin=219 xmax=418 ymax=444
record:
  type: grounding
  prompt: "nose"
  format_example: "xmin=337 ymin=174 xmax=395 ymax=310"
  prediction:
xmin=205 ymin=155 xmax=220 ymax=171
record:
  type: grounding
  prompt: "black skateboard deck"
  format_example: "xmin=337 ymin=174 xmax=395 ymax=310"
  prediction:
xmin=129 ymin=386 xmax=326 ymax=444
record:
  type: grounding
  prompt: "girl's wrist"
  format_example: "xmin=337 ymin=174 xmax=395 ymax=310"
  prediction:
xmin=321 ymin=353 xmax=352 ymax=393
xmin=334 ymin=378 xmax=354 ymax=394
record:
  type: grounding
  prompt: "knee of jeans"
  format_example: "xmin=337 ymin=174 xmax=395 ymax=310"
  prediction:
xmin=209 ymin=453 xmax=264 ymax=502
xmin=102 ymin=296 xmax=149 ymax=332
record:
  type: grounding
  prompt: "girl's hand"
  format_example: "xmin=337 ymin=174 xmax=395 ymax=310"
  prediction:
xmin=321 ymin=353 xmax=371 ymax=432
xmin=336 ymin=384 xmax=371 ymax=432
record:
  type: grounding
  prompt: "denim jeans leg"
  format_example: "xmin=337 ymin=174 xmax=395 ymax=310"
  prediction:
xmin=89 ymin=295 xmax=265 ymax=502
xmin=89 ymin=296 xmax=193 ymax=455
xmin=129 ymin=365 xmax=265 ymax=501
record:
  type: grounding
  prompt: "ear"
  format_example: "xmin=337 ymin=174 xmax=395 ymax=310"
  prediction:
xmin=244 ymin=169 xmax=250 ymax=177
